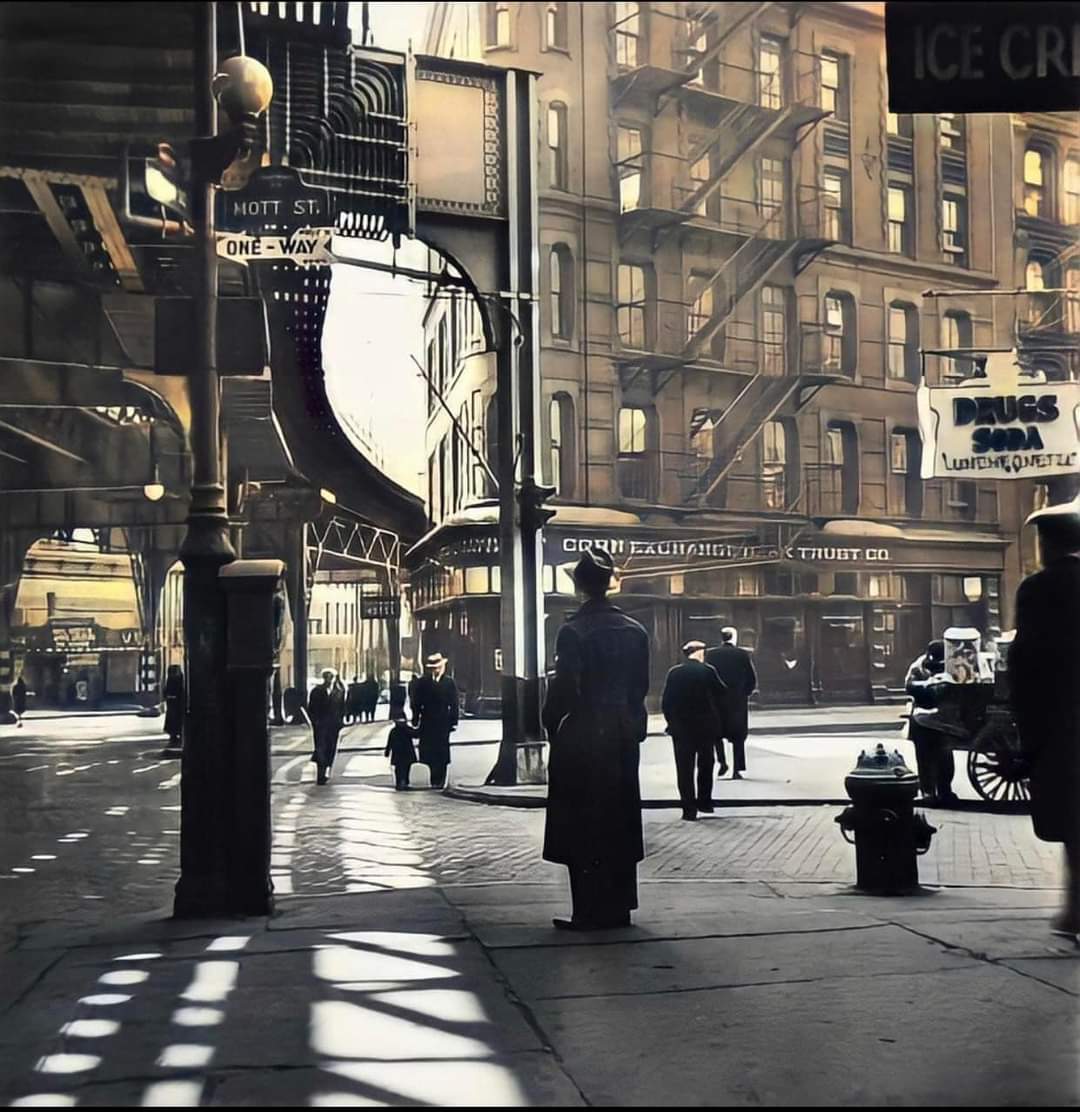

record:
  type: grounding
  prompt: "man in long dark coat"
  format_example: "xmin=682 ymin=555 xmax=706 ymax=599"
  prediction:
xmin=1009 ymin=498 xmax=1080 ymax=938
xmin=543 ymin=547 xmax=650 ymax=931
xmin=163 ymin=665 xmax=184 ymax=747
xmin=411 ymin=653 xmax=458 ymax=788
xmin=706 ymin=627 xmax=757 ymax=779
xmin=362 ymin=673 xmax=381 ymax=722
xmin=345 ymin=677 xmax=363 ymax=725
xmin=308 ymin=668 xmax=345 ymax=785
xmin=662 ymin=640 xmax=727 ymax=820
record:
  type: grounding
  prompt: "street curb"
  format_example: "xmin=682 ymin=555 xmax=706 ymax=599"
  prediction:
xmin=445 ymin=786 xmax=852 ymax=810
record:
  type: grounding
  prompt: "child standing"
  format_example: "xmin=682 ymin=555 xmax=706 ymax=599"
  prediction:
xmin=385 ymin=720 xmax=417 ymax=790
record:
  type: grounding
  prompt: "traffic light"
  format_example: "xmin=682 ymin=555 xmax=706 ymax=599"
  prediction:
xmin=518 ymin=479 xmax=557 ymax=533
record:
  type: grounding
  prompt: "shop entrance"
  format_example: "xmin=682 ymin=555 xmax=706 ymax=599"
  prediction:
xmin=814 ymin=609 xmax=870 ymax=703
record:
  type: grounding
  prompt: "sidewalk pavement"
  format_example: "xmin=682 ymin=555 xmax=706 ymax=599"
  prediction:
xmin=1 ymin=783 xmax=1075 ymax=1107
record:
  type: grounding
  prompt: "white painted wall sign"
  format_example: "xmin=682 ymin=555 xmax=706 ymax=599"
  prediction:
xmin=917 ymin=350 xmax=1080 ymax=479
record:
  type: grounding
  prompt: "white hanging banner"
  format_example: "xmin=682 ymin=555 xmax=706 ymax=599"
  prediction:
xmin=216 ymin=227 xmax=334 ymax=267
xmin=917 ymin=350 xmax=1080 ymax=480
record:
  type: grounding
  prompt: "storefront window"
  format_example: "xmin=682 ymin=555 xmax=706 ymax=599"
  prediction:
xmin=464 ymin=567 xmax=488 ymax=594
xmin=542 ymin=565 xmax=555 ymax=593
xmin=962 ymin=576 xmax=983 ymax=602
xmin=735 ymin=571 xmax=760 ymax=596
xmin=452 ymin=569 xmax=464 ymax=596
xmin=490 ymin=565 xmax=501 ymax=593
xmin=556 ymin=564 xmax=576 ymax=595
xmin=670 ymin=573 xmax=685 ymax=595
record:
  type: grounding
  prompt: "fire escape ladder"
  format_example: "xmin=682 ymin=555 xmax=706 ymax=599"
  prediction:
xmin=686 ymin=376 xmax=798 ymax=502
xmin=682 ymin=236 xmax=794 ymax=361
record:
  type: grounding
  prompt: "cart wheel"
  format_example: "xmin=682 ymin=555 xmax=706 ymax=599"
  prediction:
xmin=967 ymin=721 xmax=1030 ymax=806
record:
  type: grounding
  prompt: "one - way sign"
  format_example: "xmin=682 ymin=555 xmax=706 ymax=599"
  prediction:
xmin=217 ymin=228 xmax=333 ymax=267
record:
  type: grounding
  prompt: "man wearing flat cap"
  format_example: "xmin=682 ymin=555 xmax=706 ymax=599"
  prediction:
xmin=662 ymin=641 xmax=728 ymax=820
xmin=411 ymin=652 xmax=459 ymax=789
xmin=542 ymin=545 xmax=650 ymax=931
xmin=1008 ymin=496 xmax=1080 ymax=939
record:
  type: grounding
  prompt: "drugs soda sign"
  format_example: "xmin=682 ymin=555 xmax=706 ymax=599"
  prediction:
xmin=917 ymin=350 xmax=1080 ymax=479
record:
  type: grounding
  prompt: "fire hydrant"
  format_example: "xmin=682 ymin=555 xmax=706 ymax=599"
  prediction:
xmin=835 ymin=744 xmax=937 ymax=894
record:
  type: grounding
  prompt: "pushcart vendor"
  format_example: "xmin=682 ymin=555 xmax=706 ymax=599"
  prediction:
xmin=905 ymin=639 xmax=960 ymax=806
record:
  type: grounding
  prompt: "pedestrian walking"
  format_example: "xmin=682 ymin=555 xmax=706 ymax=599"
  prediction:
xmin=411 ymin=653 xmax=458 ymax=788
xmin=706 ymin=627 xmax=756 ymax=779
xmin=384 ymin=719 xmax=417 ymax=790
xmin=388 ymin=677 xmax=407 ymax=722
xmin=661 ymin=641 xmax=727 ymax=820
xmin=12 ymin=674 xmax=27 ymax=727
xmin=308 ymin=668 xmax=345 ymax=786
xmin=1008 ymin=497 xmax=1080 ymax=940
xmin=362 ymin=673 xmax=380 ymax=722
xmin=904 ymin=640 xmax=959 ymax=806
xmin=163 ymin=665 xmax=184 ymax=747
xmin=542 ymin=547 xmax=650 ymax=931
xmin=345 ymin=676 xmax=363 ymax=725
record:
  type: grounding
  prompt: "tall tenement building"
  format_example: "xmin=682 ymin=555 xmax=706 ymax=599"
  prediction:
xmin=405 ymin=1 xmax=1077 ymax=713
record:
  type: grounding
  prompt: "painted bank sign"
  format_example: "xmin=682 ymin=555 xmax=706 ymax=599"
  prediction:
xmin=917 ymin=350 xmax=1080 ymax=479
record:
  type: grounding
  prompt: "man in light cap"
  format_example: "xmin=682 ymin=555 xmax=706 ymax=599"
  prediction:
xmin=1009 ymin=495 xmax=1080 ymax=939
xmin=542 ymin=545 xmax=650 ymax=930
xmin=661 ymin=640 xmax=728 ymax=820
xmin=411 ymin=652 xmax=459 ymax=788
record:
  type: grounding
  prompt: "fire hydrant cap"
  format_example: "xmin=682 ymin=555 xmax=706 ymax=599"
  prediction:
xmin=844 ymin=743 xmax=919 ymax=800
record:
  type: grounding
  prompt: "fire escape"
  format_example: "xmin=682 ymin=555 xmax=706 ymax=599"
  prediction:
xmin=610 ymin=1 xmax=841 ymax=508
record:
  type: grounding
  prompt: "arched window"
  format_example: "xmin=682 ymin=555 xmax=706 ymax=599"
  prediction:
xmin=943 ymin=310 xmax=973 ymax=379
xmin=547 ymin=102 xmax=568 ymax=190
xmin=487 ymin=1 xmax=510 ymax=48
xmin=614 ymin=1 xmax=640 ymax=68
xmin=824 ymin=291 xmax=856 ymax=375
xmin=545 ymin=2 xmax=567 ymax=50
xmin=823 ymin=420 xmax=859 ymax=515
xmin=548 ymin=393 xmax=575 ymax=497
xmin=890 ymin=429 xmax=923 ymax=518
xmin=1025 ymin=257 xmax=1047 ymax=291
xmin=550 ymin=244 xmax=574 ymax=339
xmin=616 ymin=406 xmax=655 ymax=500
xmin=1065 ymin=156 xmax=1080 ymax=224
xmin=1024 ymin=145 xmax=1051 ymax=218
xmin=887 ymin=301 xmax=919 ymax=383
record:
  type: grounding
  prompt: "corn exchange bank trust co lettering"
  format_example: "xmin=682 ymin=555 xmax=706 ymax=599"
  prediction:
xmin=558 ymin=538 xmax=890 ymax=563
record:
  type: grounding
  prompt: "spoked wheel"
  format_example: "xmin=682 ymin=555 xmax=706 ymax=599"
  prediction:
xmin=967 ymin=721 xmax=1030 ymax=807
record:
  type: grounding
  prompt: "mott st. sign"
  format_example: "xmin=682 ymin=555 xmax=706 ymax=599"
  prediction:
xmin=917 ymin=349 xmax=1080 ymax=480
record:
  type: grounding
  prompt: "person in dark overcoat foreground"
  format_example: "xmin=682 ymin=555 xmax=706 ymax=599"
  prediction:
xmin=662 ymin=640 xmax=728 ymax=821
xmin=385 ymin=719 xmax=417 ymax=790
xmin=542 ymin=546 xmax=650 ymax=931
xmin=12 ymin=675 xmax=27 ymax=726
xmin=706 ymin=627 xmax=757 ymax=779
xmin=308 ymin=668 xmax=346 ymax=786
xmin=411 ymin=653 xmax=459 ymax=788
xmin=163 ymin=665 xmax=184 ymax=746
xmin=1008 ymin=497 xmax=1080 ymax=939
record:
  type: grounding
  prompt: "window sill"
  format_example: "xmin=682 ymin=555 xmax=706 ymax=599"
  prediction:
xmin=542 ymin=45 xmax=572 ymax=57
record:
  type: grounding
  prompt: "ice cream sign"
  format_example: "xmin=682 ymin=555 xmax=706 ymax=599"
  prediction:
xmin=917 ymin=350 xmax=1080 ymax=479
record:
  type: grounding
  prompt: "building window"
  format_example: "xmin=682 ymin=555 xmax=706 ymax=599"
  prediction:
xmin=887 ymin=185 xmax=911 ymax=255
xmin=943 ymin=310 xmax=973 ymax=379
xmin=548 ymin=393 xmax=574 ymax=497
xmin=1067 ymin=264 xmax=1080 ymax=332
xmin=686 ymin=14 xmax=708 ymax=86
xmin=1066 ymin=156 xmax=1080 ymax=224
xmin=758 ymin=35 xmax=784 ymax=109
xmin=547 ymin=103 xmax=568 ymax=190
xmin=616 ymin=263 xmax=648 ymax=348
xmin=761 ymin=284 xmax=787 ymax=376
xmin=942 ymin=194 xmax=967 ymax=265
xmin=687 ymin=273 xmax=713 ymax=346
xmin=545 ymin=2 xmax=567 ymax=50
xmin=887 ymin=112 xmax=912 ymax=137
xmin=820 ymin=52 xmax=847 ymax=120
xmin=823 ymin=170 xmax=849 ymax=242
xmin=824 ymin=291 xmax=855 ymax=375
xmin=487 ymin=1 xmax=510 ymax=47
xmin=550 ymin=244 xmax=573 ymax=339
xmin=887 ymin=301 xmax=919 ymax=382
xmin=758 ymin=157 xmax=786 ymax=224
xmin=891 ymin=429 xmax=923 ymax=517
xmin=437 ymin=317 xmax=448 ymax=395
xmin=617 ymin=406 xmax=654 ymax=501
xmin=1023 ymin=146 xmax=1049 ymax=218
xmin=688 ymin=149 xmax=710 ymax=216
xmin=614 ymin=1 xmax=640 ymax=68
xmin=616 ymin=126 xmax=643 ymax=212
xmin=1025 ymin=256 xmax=1047 ymax=291
xmin=426 ymin=338 xmax=437 ymax=413
xmin=464 ymin=567 xmax=489 ymax=594
xmin=890 ymin=431 xmax=908 ymax=475
xmin=762 ymin=420 xmax=787 ymax=509
xmin=484 ymin=395 xmax=499 ymax=492
xmin=824 ymin=420 xmax=859 ymax=515
xmin=939 ymin=113 xmax=964 ymax=150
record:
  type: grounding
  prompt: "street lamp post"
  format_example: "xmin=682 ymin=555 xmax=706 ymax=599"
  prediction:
xmin=173 ymin=2 xmax=273 ymax=918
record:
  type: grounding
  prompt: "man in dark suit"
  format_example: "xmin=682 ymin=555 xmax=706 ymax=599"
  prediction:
xmin=543 ymin=547 xmax=650 ymax=931
xmin=706 ymin=627 xmax=757 ymax=779
xmin=662 ymin=641 xmax=728 ymax=820
xmin=1009 ymin=497 xmax=1080 ymax=939
xmin=308 ymin=669 xmax=345 ymax=785
xmin=411 ymin=653 xmax=459 ymax=788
